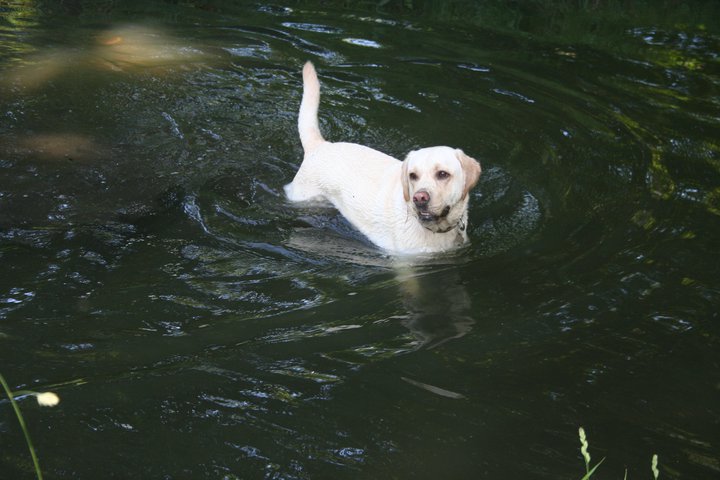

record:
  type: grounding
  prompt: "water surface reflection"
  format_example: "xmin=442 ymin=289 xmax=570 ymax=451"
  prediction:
xmin=4 ymin=24 xmax=209 ymax=90
xmin=1 ymin=2 xmax=719 ymax=479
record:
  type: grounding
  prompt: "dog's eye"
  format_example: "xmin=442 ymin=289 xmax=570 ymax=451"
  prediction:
xmin=436 ymin=170 xmax=450 ymax=180
xmin=408 ymin=172 xmax=418 ymax=181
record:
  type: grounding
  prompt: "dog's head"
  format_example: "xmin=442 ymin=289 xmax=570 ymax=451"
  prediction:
xmin=401 ymin=147 xmax=481 ymax=233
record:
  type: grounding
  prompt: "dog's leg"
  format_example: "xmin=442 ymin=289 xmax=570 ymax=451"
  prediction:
xmin=284 ymin=173 xmax=324 ymax=203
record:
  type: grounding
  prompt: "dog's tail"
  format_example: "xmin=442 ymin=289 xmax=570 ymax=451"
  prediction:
xmin=298 ymin=61 xmax=325 ymax=153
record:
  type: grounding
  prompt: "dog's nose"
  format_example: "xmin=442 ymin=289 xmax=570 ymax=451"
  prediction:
xmin=413 ymin=190 xmax=430 ymax=207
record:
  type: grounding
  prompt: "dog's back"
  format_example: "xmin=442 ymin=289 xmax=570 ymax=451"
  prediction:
xmin=287 ymin=62 xmax=400 ymax=204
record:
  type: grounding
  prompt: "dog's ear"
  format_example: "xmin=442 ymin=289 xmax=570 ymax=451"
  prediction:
xmin=457 ymin=149 xmax=482 ymax=200
xmin=401 ymin=156 xmax=411 ymax=202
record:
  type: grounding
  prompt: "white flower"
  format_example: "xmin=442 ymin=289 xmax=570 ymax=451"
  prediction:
xmin=35 ymin=392 xmax=60 ymax=407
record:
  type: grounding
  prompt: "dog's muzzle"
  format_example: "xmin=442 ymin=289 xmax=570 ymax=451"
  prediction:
xmin=413 ymin=190 xmax=451 ymax=223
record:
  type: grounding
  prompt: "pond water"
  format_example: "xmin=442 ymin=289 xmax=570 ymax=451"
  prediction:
xmin=1 ymin=2 xmax=719 ymax=479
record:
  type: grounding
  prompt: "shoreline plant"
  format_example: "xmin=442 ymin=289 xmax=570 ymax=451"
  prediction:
xmin=0 ymin=373 xmax=61 ymax=480
xmin=578 ymin=426 xmax=660 ymax=480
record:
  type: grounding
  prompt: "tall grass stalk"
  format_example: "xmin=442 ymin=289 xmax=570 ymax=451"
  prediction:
xmin=0 ymin=373 xmax=45 ymax=480
xmin=652 ymin=454 xmax=660 ymax=479
xmin=578 ymin=426 xmax=604 ymax=480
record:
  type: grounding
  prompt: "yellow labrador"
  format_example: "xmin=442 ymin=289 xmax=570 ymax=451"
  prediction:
xmin=285 ymin=62 xmax=481 ymax=255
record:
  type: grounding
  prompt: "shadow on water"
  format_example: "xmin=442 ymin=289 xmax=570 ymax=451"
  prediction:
xmin=1 ymin=1 xmax=720 ymax=479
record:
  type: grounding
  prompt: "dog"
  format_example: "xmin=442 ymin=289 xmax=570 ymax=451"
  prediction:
xmin=284 ymin=62 xmax=481 ymax=255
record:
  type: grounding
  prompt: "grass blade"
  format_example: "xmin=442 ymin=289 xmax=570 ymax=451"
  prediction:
xmin=0 ymin=373 xmax=44 ymax=480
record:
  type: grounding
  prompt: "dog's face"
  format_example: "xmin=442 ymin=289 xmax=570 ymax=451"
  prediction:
xmin=401 ymin=147 xmax=481 ymax=233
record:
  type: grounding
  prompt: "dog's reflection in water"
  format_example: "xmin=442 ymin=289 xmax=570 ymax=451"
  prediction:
xmin=394 ymin=265 xmax=474 ymax=350
xmin=286 ymin=226 xmax=475 ymax=349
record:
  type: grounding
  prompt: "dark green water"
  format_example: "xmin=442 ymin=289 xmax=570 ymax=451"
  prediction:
xmin=1 ymin=2 xmax=719 ymax=479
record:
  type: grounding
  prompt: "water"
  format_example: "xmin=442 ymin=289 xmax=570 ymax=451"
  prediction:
xmin=1 ymin=2 xmax=719 ymax=479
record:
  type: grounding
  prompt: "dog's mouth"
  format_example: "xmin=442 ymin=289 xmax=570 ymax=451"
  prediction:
xmin=417 ymin=205 xmax=451 ymax=223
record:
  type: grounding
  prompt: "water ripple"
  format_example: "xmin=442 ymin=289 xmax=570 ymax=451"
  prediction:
xmin=342 ymin=38 xmax=382 ymax=48
xmin=282 ymin=22 xmax=343 ymax=35
xmin=1 ymin=4 xmax=719 ymax=479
